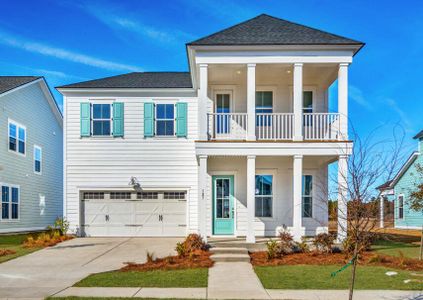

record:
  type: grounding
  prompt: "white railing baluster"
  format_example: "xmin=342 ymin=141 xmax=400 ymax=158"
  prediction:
xmin=302 ymin=113 xmax=341 ymax=140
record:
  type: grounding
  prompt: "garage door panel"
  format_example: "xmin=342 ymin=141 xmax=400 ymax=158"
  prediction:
xmin=163 ymin=224 xmax=186 ymax=236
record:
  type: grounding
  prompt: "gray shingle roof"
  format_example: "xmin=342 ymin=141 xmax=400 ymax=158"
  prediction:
xmin=57 ymin=72 xmax=192 ymax=89
xmin=188 ymin=14 xmax=364 ymax=47
xmin=413 ymin=130 xmax=423 ymax=140
xmin=0 ymin=76 xmax=42 ymax=94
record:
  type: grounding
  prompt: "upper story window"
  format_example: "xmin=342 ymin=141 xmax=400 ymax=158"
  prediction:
xmin=256 ymin=91 xmax=273 ymax=126
xmin=255 ymin=175 xmax=273 ymax=218
xmin=398 ymin=195 xmax=404 ymax=219
xmin=156 ymin=104 xmax=175 ymax=136
xmin=302 ymin=175 xmax=313 ymax=217
xmin=1 ymin=185 xmax=19 ymax=221
xmin=8 ymin=120 xmax=26 ymax=155
xmin=303 ymin=91 xmax=313 ymax=114
xmin=92 ymin=104 xmax=112 ymax=136
xmin=34 ymin=146 xmax=42 ymax=174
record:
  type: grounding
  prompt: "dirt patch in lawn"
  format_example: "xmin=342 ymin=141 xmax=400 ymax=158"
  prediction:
xmin=121 ymin=250 xmax=214 ymax=272
xmin=250 ymin=251 xmax=423 ymax=271
xmin=0 ymin=249 xmax=16 ymax=257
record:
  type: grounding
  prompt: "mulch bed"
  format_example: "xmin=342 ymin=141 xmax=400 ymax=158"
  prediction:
xmin=23 ymin=235 xmax=74 ymax=248
xmin=0 ymin=249 xmax=16 ymax=257
xmin=250 ymin=251 xmax=423 ymax=271
xmin=121 ymin=250 xmax=214 ymax=272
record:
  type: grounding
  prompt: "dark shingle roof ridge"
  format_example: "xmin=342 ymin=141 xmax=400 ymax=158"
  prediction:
xmin=0 ymin=76 xmax=42 ymax=94
xmin=413 ymin=130 xmax=423 ymax=139
xmin=187 ymin=14 xmax=266 ymax=45
xmin=261 ymin=14 xmax=364 ymax=45
xmin=188 ymin=13 xmax=364 ymax=46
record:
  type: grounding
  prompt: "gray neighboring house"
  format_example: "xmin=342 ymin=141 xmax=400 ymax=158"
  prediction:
xmin=0 ymin=76 xmax=63 ymax=233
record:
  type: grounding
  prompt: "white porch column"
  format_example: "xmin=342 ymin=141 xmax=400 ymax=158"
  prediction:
xmin=247 ymin=64 xmax=256 ymax=141
xmin=198 ymin=155 xmax=208 ymax=242
xmin=246 ymin=155 xmax=256 ymax=243
xmin=293 ymin=63 xmax=303 ymax=141
xmin=338 ymin=63 xmax=349 ymax=140
xmin=337 ymin=155 xmax=348 ymax=242
xmin=380 ymin=195 xmax=384 ymax=228
xmin=292 ymin=154 xmax=303 ymax=241
xmin=198 ymin=64 xmax=208 ymax=141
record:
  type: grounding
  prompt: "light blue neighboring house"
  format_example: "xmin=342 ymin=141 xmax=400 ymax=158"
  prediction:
xmin=0 ymin=76 xmax=63 ymax=233
xmin=378 ymin=131 xmax=423 ymax=229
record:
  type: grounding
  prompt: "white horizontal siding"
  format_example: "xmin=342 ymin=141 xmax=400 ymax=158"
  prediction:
xmin=64 ymin=96 xmax=199 ymax=234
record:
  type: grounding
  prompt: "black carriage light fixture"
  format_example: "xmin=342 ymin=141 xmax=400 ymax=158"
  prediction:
xmin=128 ymin=176 xmax=142 ymax=192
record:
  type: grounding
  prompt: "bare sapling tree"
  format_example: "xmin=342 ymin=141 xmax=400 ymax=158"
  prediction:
xmin=408 ymin=163 xmax=423 ymax=260
xmin=335 ymin=125 xmax=405 ymax=300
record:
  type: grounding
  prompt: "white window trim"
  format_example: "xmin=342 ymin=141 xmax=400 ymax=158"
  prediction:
xmin=398 ymin=194 xmax=404 ymax=220
xmin=8 ymin=119 xmax=26 ymax=157
xmin=289 ymin=86 xmax=317 ymax=113
xmin=90 ymin=101 xmax=114 ymax=137
xmin=0 ymin=183 xmax=20 ymax=222
xmin=211 ymin=85 xmax=236 ymax=113
xmin=256 ymin=86 xmax=276 ymax=111
xmin=34 ymin=145 xmax=42 ymax=175
xmin=302 ymin=174 xmax=314 ymax=219
xmin=154 ymin=101 xmax=176 ymax=137
xmin=255 ymin=169 xmax=277 ymax=219
xmin=213 ymin=89 xmax=234 ymax=113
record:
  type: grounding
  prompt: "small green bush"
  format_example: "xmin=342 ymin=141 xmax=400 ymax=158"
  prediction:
xmin=313 ymin=233 xmax=335 ymax=253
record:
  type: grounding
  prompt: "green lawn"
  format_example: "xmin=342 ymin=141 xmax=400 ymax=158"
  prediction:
xmin=372 ymin=239 xmax=421 ymax=259
xmin=255 ymin=265 xmax=423 ymax=290
xmin=0 ymin=234 xmax=41 ymax=263
xmin=75 ymin=268 xmax=209 ymax=288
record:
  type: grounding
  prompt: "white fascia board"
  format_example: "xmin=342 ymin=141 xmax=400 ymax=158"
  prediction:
xmin=390 ymin=152 xmax=419 ymax=187
xmin=57 ymin=88 xmax=196 ymax=95
xmin=195 ymin=141 xmax=353 ymax=156
xmin=38 ymin=80 xmax=63 ymax=127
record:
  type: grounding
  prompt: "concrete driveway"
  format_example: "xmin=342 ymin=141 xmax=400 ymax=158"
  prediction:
xmin=0 ymin=237 xmax=180 ymax=299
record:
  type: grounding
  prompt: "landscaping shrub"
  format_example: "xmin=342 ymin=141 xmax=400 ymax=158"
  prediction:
xmin=175 ymin=234 xmax=207 ymax=257
xmin=23 ymin=231 xmax=72 ymax=248
xmin=278 ymin=231 xmax=295 ymax=254
xmin=342 ymin=233 xmax=374 ymax=255
xmin=266 ymin=240 xmax=280 ymax=259
xmin=295 ymin=237 xmax=310 ymax=253
xmin=313 ymin=233 xmax=335 ymax=253
xmin=0 ymin=249 xmax=16 ymax=257
xmin=47 ymin=217 xmax=70 ymax=236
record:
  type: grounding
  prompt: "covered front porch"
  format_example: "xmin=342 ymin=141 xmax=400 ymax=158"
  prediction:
xmin=197 ymin=152 xmax=349 ymax=243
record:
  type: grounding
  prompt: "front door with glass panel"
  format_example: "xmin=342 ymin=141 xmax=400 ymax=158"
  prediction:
xmin=215 ymin=93 xmax=231 ymax=135
xmin=212 ymin=175 xmax=234 ymax=235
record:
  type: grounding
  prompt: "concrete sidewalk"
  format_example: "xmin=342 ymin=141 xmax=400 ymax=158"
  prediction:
xmin=54 ymin=287 xmax=423 ymax=299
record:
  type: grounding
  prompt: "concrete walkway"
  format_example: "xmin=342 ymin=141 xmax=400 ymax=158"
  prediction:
xmin=55 ymin=287 xmax=423 ymax=299
xmin=208 ymin=262 xmax=269 ymax=299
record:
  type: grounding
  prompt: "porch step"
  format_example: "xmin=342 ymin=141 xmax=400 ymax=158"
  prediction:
xmin=210 ymin=247 xmax=248 ymax=255
xmin=211 ymin=253 xmax=251 ymax=263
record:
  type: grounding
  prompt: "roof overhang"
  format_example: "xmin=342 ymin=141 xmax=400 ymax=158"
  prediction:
xmin=389 ymin=151 xmax=420 ymax=188
xmin=57 ymin=87 xmax=197 ymax=98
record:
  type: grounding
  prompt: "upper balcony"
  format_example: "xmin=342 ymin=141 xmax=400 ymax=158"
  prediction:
xmin=197 ymin=63 xmax=349 ymax=142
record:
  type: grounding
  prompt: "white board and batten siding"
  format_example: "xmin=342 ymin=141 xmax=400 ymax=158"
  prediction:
xmin=63 ymin=95 xmax=199 ymax=236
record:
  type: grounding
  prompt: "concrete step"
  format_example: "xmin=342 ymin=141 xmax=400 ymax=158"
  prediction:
xmin=210 ymin=247 xmax=248 ymax=255
xmin=211 ymin=253 xmax=251 ymax=262
xmin=209 ymin=241 xmax=266 ymax=252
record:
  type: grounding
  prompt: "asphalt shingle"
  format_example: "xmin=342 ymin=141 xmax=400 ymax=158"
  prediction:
xmin=0 ymin=76 xmax=42 ymax=94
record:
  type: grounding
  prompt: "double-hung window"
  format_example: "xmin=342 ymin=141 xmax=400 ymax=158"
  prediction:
xmin=256 ymin=91 xmax=273 ymax=126
xmin=156 ymin=104 xmax=175 ymax=136
xmin=8 ymin=120 xmax=26 ymax=155
xmin=1 ymin=185 xmax=19 ymax=220
xmin=302 ymin=175 xmax=313 ymax=217
xmin=255 ymin=175 xmax=273 ymax=217
xmin=34 ymin=146 xmax=42 ymax=174
xmin=398 ymin=195 xmax=404 ymax=219
xmin=303 ymin=91 xmax=313 ymax=126
xmin=92 ymin=104 xmax=112 ymax=136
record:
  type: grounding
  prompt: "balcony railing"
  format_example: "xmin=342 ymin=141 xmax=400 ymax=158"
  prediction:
xmin=303 ymin=113 xmax=340 ymax=140
xmin=256 ymin=113 xmax=294 ymax=140
xmin=207 ymin=112 xmax=341 ymax=141
xmin=207 ymin=113 xmax=248 ymax=140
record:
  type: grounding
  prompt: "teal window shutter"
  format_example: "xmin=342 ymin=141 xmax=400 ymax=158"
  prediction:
xmin=176 ymin=102 xmax=187 ymax=137
xmin=80 ymin=102 xmax=91 ymax=137
xmin=113 ymin=102 xmax=124 ymax=137
xmin=144 ymin=102 xmax=154 ymax=137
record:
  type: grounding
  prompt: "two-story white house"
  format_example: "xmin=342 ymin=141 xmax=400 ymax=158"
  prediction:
xmin=58 ymin=14 xmax=364 ymax=242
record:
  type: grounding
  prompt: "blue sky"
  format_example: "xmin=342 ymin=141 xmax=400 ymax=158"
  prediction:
xmin=0 ymin=0 xmax=422 ymax=152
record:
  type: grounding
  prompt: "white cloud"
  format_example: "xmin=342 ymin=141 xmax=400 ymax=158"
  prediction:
xmin=349 ymin=85 xmax=372 ymax=110
xmin=0 ymin=30 xmax=142 ymax=72
xmin=79 ymin=3 xmax=194 ymax=44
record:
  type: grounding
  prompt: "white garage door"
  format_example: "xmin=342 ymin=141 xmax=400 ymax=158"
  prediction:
xmin=81 ymin=191 xmax=187 ymax=237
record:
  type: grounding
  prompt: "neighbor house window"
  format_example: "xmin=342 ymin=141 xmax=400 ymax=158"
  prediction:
xmin=255 ymin=175 xmax=273 ymax=217
xmin=156 ymin=104 xmax=175 ymax=136
xmin=256 ymin=91 xmax=273 ymax=126
xmin=1 ymin=185 xmax=19 ymax=220
xmin=34 ymin=146 xmax=42 ymax=174
xmin=92 ymin=104 xmax=112 ymax=136
xmin=8 ymin=120 xmax=26 ymax=155
xmin=398 ymin=195 xmax=404 ymax=219
xmin=302 ymin=175 xmax=313 ymax=217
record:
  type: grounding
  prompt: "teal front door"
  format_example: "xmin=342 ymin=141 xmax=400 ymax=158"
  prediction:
xmin=212 ymin=175 xmax=234 ymax=235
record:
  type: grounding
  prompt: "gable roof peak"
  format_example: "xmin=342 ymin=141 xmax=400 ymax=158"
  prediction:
xmin=188 ymin=13 xmax=364 ymax=49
